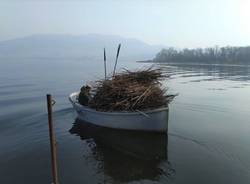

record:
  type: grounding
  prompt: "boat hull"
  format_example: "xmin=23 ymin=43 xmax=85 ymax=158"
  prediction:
xmin=69 ymin=92 xmax=169 ymax=132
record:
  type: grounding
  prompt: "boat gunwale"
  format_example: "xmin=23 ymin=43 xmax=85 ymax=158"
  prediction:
xmin=69 ymin=92 xmax=169 ymax=116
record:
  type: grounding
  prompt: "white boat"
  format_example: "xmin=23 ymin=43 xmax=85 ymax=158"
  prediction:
xmin=69 ymin=92 xmax=169 ymax=132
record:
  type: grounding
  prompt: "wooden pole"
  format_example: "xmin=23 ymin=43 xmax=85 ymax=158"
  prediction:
xmin=112 ymin=43 xmax=121 ymax=77
xmin=104 ymin=48 xmax=107 ymax=80
xmin=46 ymin=94 xmax=59 ymax=184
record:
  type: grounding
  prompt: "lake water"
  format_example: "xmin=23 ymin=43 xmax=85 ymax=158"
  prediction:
xmin=0 ymin=58 xmax=250 ymax=184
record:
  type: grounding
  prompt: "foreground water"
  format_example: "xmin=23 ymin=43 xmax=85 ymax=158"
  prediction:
xmin=0 ymin=58 xmax=250 ymax=184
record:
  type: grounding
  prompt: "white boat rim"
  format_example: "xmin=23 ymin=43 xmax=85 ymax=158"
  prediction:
xmin=69 ymin=92 xmax=169 ymax=115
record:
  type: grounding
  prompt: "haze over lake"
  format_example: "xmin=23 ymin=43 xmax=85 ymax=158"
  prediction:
xmin=1 ymin=0 xmax=250 ymax=183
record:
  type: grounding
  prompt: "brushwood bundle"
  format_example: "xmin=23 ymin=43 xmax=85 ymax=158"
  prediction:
xmin=88 ymin=68 xmax=175 ymax=112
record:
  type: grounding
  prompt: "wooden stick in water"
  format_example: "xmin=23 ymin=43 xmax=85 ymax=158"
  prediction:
xmin=46 ymin=94 xmax=59 ymax=184
xmin=112 ymin=43 xmax=121 ymax=77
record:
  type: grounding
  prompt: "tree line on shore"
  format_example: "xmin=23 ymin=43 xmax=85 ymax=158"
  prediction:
xmin=153 ymin=46 xmax=250 ymax=64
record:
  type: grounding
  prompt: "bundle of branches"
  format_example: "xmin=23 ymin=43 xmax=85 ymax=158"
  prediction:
xmin=88 ymin=68 xmax=175 ymax=112
xmin=113 ymin=67 xmax=168 ymax=85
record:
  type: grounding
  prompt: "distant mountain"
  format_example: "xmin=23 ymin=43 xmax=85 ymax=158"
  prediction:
xmin=0 ymin=34 xmax=162 ymax=61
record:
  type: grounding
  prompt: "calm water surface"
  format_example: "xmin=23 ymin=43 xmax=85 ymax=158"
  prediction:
xmin=0 ymin=58 xmax=250 ymax=184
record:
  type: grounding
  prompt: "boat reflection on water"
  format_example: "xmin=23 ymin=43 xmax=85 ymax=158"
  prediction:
xmin=69 ymin=119 xmax=175 ymax=182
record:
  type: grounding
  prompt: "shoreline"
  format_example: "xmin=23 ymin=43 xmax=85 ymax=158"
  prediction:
xmin=137 ymin=60 xmax=250 ymax=67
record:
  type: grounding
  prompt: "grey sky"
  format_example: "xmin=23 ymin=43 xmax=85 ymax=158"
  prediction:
xmin=1 ymin=0 xmax=250 ymax=48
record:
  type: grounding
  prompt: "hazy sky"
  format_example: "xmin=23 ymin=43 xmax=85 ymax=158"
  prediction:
xmin=1 ymin=0 xmax=250 ymax=48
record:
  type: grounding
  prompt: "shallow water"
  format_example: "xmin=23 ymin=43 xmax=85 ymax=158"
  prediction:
xmin=0 ymin=58 xmax=250 ymax=184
